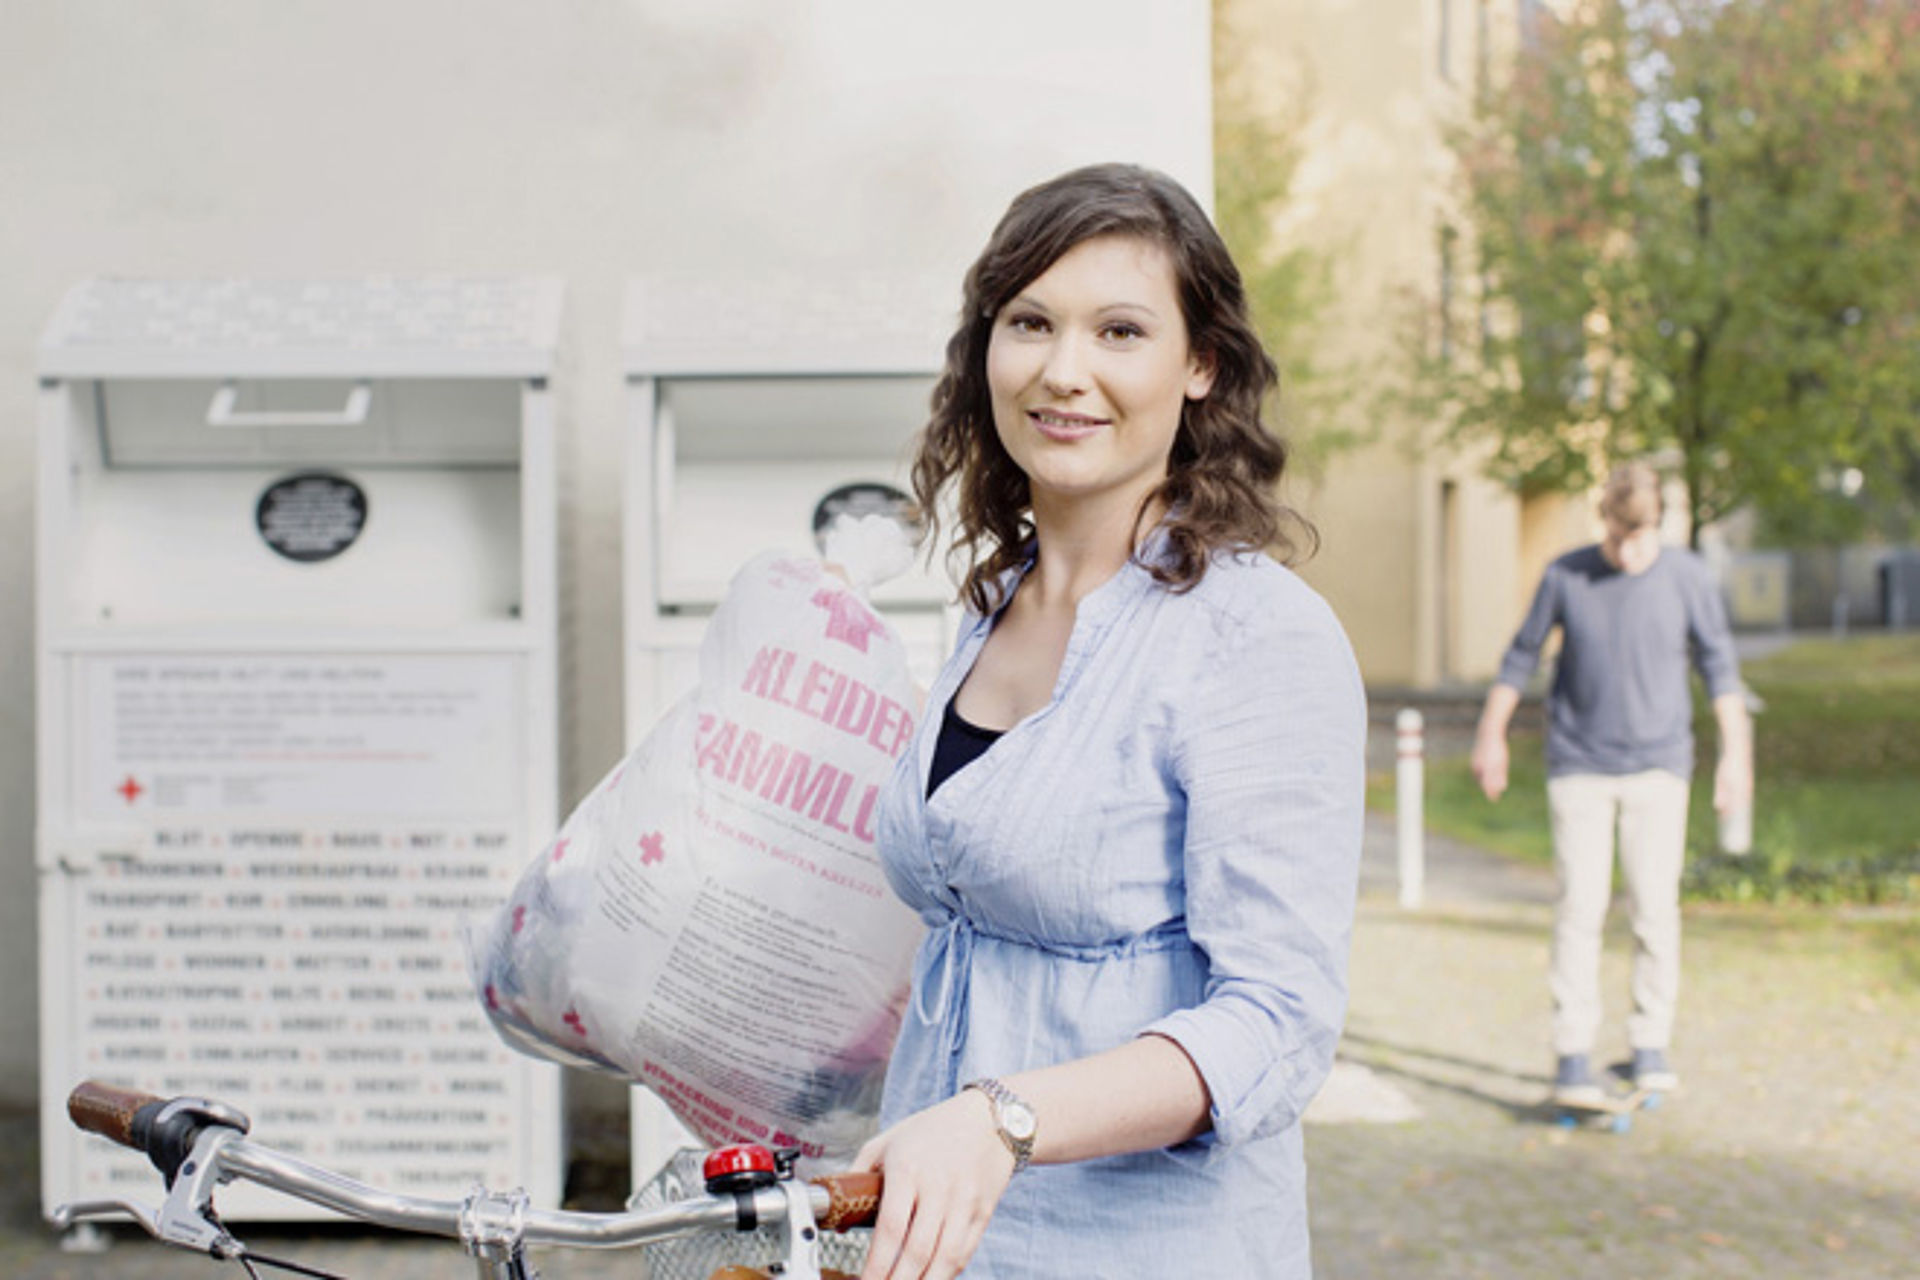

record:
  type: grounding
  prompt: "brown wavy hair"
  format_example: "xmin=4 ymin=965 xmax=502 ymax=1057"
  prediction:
xmin=912 ymin=162 xmax=1313 ymax=615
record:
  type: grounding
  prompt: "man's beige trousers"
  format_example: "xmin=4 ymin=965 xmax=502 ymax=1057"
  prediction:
xmin=1546 ymin=769 xmax=1692 ymax=1055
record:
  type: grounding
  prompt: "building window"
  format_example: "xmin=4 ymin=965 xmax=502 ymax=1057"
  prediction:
xmin=1476 ymin=0 xmax=1491 ymax=95
xmin=1521 ymin=0 xmax=1545 ymax=50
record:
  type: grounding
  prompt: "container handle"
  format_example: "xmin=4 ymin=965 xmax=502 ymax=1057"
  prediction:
xmin=206 ymin=380 xmax=372 ymax=428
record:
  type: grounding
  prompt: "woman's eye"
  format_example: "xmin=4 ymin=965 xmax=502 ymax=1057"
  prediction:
xmin=1005 ymin=313 xmax=1049 ymax=335
xmin=1101 ymin=322 xmax=1146 ymax=342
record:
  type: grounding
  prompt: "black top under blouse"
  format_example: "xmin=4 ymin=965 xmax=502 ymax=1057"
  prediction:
xmin=926 ymin=698 xmax=1004 ymax=797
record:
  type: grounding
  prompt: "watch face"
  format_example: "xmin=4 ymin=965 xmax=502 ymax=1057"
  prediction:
xmin=1003 ymin=1101 xmax=1038 ymax=1142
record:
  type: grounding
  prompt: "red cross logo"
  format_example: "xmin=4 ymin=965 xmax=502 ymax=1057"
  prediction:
xmin=117 ymin=776 xmax=144 ymax=805
xmin=639 ymin=831 xmax=665 ymax=867
xmin=562 ymin=1006 xmax=587 ymax=1037
xmin=811 ymin=588 xmax=886 ymax=653
xmin=549 ymin=837 xmax=570 ymax=864
xmin=771 ymin=559 xmax=814 ymax=587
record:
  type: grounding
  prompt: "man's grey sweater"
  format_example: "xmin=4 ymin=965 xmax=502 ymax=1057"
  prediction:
xmin=1496 ymin=545 xmax=1742 ymax=779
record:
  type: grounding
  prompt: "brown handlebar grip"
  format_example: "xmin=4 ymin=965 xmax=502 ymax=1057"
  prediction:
xmin=68 ymin=1080 xmax=163 ymax=1149
xmin=810 ymin=1171 xmax=883 ymax=1231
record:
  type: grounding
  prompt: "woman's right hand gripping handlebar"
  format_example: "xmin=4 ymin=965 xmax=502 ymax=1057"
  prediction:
xmin=849 ymin=1089 xmax=1017 ymax=1280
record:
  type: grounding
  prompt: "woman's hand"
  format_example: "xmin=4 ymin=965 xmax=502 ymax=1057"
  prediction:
xmin=850 ymin=1090 xmax=1014 ymax=1280
xmin=847 ymin=1038 xmax=1208 ymax=1276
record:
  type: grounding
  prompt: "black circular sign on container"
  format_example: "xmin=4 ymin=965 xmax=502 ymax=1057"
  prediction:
xmin=810 ymin=481 xmax=916 ymax=553
xmin=255 ymin=472 xmax=368 ymax=563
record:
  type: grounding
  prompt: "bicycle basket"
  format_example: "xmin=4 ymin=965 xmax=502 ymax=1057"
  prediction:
xmin=629 ymin=1149 xmax=871 ymax=1280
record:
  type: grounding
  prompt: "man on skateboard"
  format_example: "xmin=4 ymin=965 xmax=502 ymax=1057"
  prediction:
xmin=1471 ymin=462 xmax=1752 ymax=1106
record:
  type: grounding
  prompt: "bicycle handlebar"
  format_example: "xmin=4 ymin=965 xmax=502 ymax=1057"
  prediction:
xmin=61 ymin=1080 xmax=881 ymax=1250
xmin=811 ymin=1171 xmax=881 ymax=1233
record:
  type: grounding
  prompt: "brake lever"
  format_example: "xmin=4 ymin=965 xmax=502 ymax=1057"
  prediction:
xmin=50 ymin=1194 xmax=244 ymax=1261
xmin=151 ymin=1123 xmax=248 ymax=1256
xmin=55 ymin=1092 xmax=255 ymax=1257
xmin=774 ymin=1177 xmax=825 ymax=1280
xmin=49 ymin=1196 xmax=166 ymax=1237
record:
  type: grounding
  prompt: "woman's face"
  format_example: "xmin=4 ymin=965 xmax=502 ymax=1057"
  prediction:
xmin=986 ymin=234 xmax=1214 ymax=518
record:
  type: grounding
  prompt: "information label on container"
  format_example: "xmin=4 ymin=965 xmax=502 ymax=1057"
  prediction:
xmin=80 ymin=655 xmax=521 ymax=822
xmin=71 ymin=823 xmax=529 ymax=1204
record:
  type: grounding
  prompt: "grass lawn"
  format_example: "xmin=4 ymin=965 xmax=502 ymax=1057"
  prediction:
xmin=1371 ymin=632 xmax=1920 ymax=904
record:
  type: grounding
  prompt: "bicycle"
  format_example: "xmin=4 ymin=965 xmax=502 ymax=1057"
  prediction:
xmin=54 ymin=1080 xmax=881 ymax=1280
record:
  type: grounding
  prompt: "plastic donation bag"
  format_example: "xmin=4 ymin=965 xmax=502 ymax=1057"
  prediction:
xmin=468 ymin=516 xmax=927 ymax=1162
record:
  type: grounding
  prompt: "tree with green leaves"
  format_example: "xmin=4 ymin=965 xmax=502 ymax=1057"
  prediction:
xmin=1418 ymin=0 xmax=1920 ymax=546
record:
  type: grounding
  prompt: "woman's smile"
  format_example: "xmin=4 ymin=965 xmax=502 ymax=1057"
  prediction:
xmin=1028 ymin=408 xmax=1109 ymax=441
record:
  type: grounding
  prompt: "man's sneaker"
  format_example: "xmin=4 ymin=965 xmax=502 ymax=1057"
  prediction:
xmin=1629 ymin=1047 xmax=1679 ymax=1092
xmin=1552 ymin=1053 xmax=1605 ymax=1106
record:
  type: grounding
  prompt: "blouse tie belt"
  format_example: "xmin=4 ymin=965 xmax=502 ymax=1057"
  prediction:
xmin=910 ymin=913 xmax=975 ymax=1094
xmin=908 ymin=909 xmax=1191 ymax=1095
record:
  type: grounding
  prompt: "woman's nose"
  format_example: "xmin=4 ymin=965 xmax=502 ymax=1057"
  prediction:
xmin=1040 ymin=338 xmax=1088 ymax=397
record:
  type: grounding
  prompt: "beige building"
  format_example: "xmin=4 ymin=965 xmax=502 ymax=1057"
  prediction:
xmin=1225 ymin=0 xmax=1593 ymax=687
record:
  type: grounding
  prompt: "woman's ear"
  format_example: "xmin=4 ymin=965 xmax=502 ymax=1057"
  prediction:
xmin=1185 ymin=351 xmax=1217 ymax=402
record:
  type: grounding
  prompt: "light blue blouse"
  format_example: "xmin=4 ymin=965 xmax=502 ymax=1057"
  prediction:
xmin=876 ymin=542 xmax=1367 ymax=1277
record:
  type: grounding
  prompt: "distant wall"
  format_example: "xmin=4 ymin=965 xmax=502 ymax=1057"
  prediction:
xmin=1771 ymin=547 xmax=1920 ymax=632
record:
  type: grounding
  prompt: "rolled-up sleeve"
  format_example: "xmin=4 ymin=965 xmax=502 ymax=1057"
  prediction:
xmin=1141 ymin=590 xmax=1367 ymax=1147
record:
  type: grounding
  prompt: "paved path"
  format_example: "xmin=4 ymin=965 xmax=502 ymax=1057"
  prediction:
xmin=1312 ymin=814 xmax=1918 ymax=1278
xmin=6 ymin=813 xmax=1916 ymax=1278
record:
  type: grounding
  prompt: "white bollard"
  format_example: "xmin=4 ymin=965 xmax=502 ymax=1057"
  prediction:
xmin=1396 ymin=708 xmax=1425 ymax=909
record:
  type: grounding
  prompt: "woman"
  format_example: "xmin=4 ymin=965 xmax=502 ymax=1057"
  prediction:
xmin=852 ymin=164 xmax=1365 ymax=1279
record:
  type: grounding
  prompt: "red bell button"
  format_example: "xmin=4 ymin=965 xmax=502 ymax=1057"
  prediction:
xmin=703 ymin=1143 xmax=777 ymax=1194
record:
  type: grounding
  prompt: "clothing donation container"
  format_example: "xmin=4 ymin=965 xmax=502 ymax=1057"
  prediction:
xmin=36 ymin=277 xmax=566 ymax=1221
xmin=621 ymin=272 xmax=959 ymax=1179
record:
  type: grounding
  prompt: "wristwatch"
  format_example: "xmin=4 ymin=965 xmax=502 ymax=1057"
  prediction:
xmin=963 ymin=1077 xmax=1037 ymax=1174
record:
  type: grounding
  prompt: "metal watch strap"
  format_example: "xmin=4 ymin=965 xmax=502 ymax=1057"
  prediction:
xmin=963 ymin=1077 xmax=1035 ymax=1174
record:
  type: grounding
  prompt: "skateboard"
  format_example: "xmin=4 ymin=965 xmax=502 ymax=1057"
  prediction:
xmin=1552 ymin=1084 xmax=1662 ymax=1133
xmin=1550 ymin=1065 xmax=1667 ymax=1134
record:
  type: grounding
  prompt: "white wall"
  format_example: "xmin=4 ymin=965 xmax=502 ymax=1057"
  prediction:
xmin=0 ymin=2 xmax=1211 ymax=1104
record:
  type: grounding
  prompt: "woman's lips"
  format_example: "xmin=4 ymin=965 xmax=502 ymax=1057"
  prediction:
xmin=1029 ymin=409 xmax=1106 ymax=442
